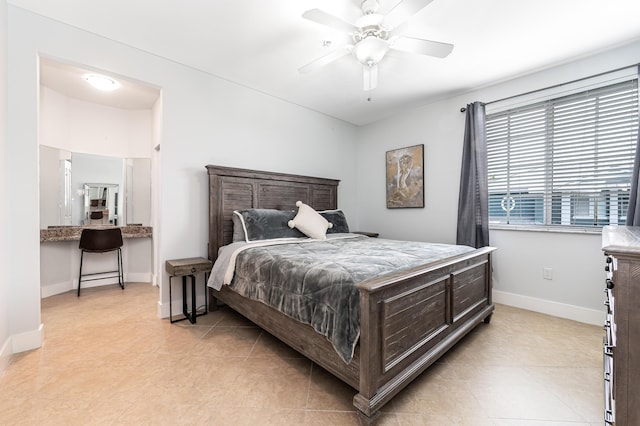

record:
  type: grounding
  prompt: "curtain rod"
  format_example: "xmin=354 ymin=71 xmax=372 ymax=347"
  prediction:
xmin=459 ymin=63 xmax=640 ymax=112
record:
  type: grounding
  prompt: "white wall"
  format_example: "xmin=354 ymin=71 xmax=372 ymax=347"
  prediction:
xmin=0 ymin=0 xmax=12 ymax=373
xmin=151 ymin=97 xmax=162 ymax=286
xmin=6 ymin=6 xmax=42 ymax=353
xmin=38 ymin=145 xmax=64 ymax=227
xmin=6 ymin=6 xmax=358 ymax=351
xmin=356 ymin=40 xmax=640 ymax=325
xmin=39 ymin=85 xmax=152 ymax=158
xmin=127 ymin=158 xmax=151 ymax=225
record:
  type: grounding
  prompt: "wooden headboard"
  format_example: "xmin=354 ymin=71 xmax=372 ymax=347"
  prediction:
xmin=206 ymin=165 xmax=340 ymax=261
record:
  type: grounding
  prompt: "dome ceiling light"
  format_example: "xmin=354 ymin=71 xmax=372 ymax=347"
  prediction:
xmin=83 ymin=73 xmax=121 ymax=91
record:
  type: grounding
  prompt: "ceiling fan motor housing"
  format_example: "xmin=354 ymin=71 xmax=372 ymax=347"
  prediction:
xmin=353 ymin=13 xmax=389 ymax=43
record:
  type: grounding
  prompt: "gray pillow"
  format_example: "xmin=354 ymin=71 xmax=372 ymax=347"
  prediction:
xmin=233 ymin=209 xmax=305 ymax=242
xmin=320 ymin=210 xmax=350 ymax=234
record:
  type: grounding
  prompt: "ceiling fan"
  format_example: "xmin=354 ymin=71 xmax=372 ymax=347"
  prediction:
xmin=299 ymin=0 xmax=453 ymax=93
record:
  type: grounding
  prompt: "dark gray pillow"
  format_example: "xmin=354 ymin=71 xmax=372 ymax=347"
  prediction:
xmin=320 ymin=210 xmax=350 ymax=234
xmin=234 ymin=209 xmax=305 ymax=241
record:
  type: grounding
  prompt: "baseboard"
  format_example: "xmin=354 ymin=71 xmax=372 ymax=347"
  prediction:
xmin=42 ymin=274 xmax=153 ymax=298
xmin=0 ymin=336 xmax=12 ymax=374
xmin=41 ymin=281 xmax=73 ymax=298
xmin=158 ymin=300 xmax=169 ymax=319
xmin=41 ymin=279 xmax=117 ymax=298
xmin=11 ymin=323 xmax=44 ymax=353
xmin=493 ymin=290 xmax=605 ymax=326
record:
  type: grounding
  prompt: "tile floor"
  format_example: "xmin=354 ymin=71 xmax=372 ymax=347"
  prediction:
xmin=0 ymin=283 xmax=604 ymax=425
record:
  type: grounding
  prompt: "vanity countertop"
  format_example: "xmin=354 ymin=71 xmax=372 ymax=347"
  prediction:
xmin=41 ymin=225 xmax=152 ymax=242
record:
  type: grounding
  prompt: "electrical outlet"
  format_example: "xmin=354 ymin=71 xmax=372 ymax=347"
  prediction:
xmin=543 ymin=267 xmax=553 ymax=280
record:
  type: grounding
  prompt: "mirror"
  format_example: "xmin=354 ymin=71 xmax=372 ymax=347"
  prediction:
xmin=72 ymin=152 xmax=123 ymax=226
xmin=39 ymin=146 xmax=151 ymax=228
xmin=84 ymin=183 xmax=119 ymax=225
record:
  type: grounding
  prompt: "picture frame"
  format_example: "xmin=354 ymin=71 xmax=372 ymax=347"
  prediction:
xmin=386 ymin=144 xmax=424 ymax=208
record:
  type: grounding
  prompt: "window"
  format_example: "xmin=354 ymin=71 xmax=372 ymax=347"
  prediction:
xmin=487 ymin=78 xmax=639 ymax=229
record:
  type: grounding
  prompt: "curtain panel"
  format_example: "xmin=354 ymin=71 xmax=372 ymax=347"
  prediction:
xmin=456 ymin=102 xmax=489 ymax=248
xmin=626 ymin=113 xmax=640 ymax=226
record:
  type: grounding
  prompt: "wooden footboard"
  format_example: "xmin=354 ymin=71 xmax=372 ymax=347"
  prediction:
xmin=353 ymin=246 xmax=495 ymax=424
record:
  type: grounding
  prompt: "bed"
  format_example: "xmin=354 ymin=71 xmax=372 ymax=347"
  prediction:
xmin=206 ymin=165 xmax=495 ymax=424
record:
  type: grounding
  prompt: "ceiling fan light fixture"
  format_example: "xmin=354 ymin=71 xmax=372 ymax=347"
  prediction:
xmin=353 ymin=37 xmax=389 ymax=66
xmin=83 ymin=73 xmax=121 ymax=91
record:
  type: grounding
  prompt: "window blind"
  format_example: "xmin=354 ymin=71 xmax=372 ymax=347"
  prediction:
xmin=487 ymin=79 xmax=639 ymax=229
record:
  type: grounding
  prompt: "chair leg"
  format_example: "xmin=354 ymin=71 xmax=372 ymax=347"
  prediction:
xmin=77 ymin=248 xmax=124 ymax=296
xmin=78 ymin=251 xmax=84 ymax=297
xmin=117 ymin=248 xmax=124 ymax=290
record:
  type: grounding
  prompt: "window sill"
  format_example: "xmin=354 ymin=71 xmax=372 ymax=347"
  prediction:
xmin=489 ymin=224 xmax=602 ymax=235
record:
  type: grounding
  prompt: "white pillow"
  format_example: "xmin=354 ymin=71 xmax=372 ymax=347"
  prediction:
xmin=287 ymin=201 xmax=333 ymax=239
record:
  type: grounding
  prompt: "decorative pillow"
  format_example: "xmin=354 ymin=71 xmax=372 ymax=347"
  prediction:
xmin=233 ymin=209 xmax=305 ymax=242
xmin=319 ymin=210 xmax=350 ymax=234
xmin=287 ymin=201 xmax=333 ymax=240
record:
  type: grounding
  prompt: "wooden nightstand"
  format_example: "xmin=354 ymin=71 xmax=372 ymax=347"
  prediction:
xmin=166 ymin=257 xmax=213 ymax=324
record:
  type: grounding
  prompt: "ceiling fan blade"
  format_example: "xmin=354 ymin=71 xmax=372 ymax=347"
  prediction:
xmin=298 ymin=46 xmax=352 ymax=74
xmin=302 ymin=9 xmax=357 ymax=33
xmin=384 ymin=0 xmax=435 ymax=29
xmin=388 ymin=22 xmax=409 ymax=38
xmin=363 ymin=64 xmax=378 ymax=91
xmin=391 ymin=36 xmax=453 ymax=58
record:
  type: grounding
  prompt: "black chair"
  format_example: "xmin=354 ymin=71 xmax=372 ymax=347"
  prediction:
xmin=78 ymin=228 xmax=124 ymax=296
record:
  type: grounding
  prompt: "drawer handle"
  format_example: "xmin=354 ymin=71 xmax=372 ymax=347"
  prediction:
xmin=191 ymin=267 xmax=197 ymax=273
xmin=606 ymin=278 xmax=614 ymax=289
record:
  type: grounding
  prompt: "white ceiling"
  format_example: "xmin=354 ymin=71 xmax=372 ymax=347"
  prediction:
xmin=15 ymin=0 xmax=640 ymax=125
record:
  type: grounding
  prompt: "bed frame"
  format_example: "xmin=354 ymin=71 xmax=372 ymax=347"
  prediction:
xmin=206 ymin=165 xmax=495 ymax=424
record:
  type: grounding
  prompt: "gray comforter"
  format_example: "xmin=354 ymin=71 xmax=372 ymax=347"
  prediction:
xmin=213 ymin=235 xmax=475 ymax=364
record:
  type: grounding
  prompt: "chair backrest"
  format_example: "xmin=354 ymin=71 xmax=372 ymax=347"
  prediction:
xmin=79 ymin=228 xmax=123 ymax=252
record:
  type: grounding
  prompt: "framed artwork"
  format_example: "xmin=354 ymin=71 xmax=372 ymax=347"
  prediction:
xmin=386 ymin=144 xmax=424 ymax=208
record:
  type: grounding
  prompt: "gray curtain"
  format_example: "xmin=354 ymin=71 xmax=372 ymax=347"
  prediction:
xmin=456 ymin=102 xmax=489 ymax=248
xmin=626 ymin=114 xmax=640 ymax=225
